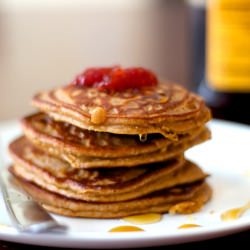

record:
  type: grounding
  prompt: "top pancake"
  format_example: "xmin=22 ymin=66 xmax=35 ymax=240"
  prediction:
xmin=32 ymin=83 xmax=211 ymax=139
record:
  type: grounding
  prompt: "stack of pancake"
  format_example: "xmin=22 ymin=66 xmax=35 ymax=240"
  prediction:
xmin=9 ymin=82 xmax=212 ymax=218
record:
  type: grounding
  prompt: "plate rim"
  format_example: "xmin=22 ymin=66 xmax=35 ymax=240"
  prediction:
xmin=0 ymin=119 xmax=249 ymax=248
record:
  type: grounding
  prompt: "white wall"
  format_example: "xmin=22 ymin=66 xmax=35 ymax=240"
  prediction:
xmin=0 ymin=0 xmax=193 ymax=120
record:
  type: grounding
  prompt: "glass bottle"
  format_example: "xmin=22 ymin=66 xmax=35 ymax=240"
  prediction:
xmin=198 ymin=0 xmax=250 ymax=124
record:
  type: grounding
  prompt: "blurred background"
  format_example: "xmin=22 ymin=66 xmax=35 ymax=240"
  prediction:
xmin=0 ymin=0 xmax=205 ymax=121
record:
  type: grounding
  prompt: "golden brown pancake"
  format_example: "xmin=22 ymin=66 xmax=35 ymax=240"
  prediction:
xmin=8 ymin=71 xmax=213 ymax=219
xmin=21 ymin=113 xmax=183 ymax=158
xmin=10 ymin=172 xmax=212 ymax=218
xmin=22 ymin=113 xmax=211 ymax=168
xmin=32 ymin=83 xmax=211 ymax=139
xmin=9 ymin=137 xmax=208 ymax=202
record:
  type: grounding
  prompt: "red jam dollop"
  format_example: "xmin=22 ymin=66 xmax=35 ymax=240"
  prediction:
xmin=72 ymin=66 xmax=158 ymax=91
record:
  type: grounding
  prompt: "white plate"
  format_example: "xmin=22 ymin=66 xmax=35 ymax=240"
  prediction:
xmin=0 ymin=119 xmax=250 ymax=248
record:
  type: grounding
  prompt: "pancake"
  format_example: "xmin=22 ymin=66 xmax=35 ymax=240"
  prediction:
xmin=22 ymin=113 xmax=211 ymax=168
xmin=8 ymin=67 xmax=213 ymax=219
xmin=21 ymin=113 xmax=184 ymax=158
xmin=32 ymin=83 xmax=211 ymax=139
xmin=9 ymin=137 xmax=208 ymax=202
xmin=10 ymin=172 xmax=212 ymax=218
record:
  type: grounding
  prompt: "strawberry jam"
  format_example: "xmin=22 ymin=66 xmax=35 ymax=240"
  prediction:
xmin=72 ymin=66 xmax=158 ymax=91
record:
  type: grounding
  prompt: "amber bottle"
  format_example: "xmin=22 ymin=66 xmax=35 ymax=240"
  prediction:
xmin=198 ymin=0 xmax=250 ymax=125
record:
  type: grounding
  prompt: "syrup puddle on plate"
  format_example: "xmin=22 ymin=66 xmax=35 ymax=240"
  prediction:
xmin=221 ymin=201 xmax=250 ymax=221
xmin=178 ymin=224 xmax=201 ymax=229
xmin=108 ymin=213 xmax=162 ymax=232
xmin=108 ymin=225 xmax=144 ymax=232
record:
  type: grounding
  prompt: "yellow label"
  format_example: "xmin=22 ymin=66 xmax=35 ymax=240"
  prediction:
xmin=206 ymin=0 xmax=250 ymax=92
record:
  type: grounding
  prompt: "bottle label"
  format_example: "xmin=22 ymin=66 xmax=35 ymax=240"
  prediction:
xmin=206 ymin=0 xmax=250 ymax=92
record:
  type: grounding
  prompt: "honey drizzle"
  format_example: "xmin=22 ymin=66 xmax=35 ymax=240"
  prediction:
xmin=178 ymin=223 xmax=201 ymax=229
xmin=139 ymin=134 xmax=147 ymax=142
xmin=122 ymin=213 xmax=162 ymax=225
xmin=109 ymin=225 xmax=144 ymax=232
xmin=221 ymin=201 xmax=250 ymax=221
